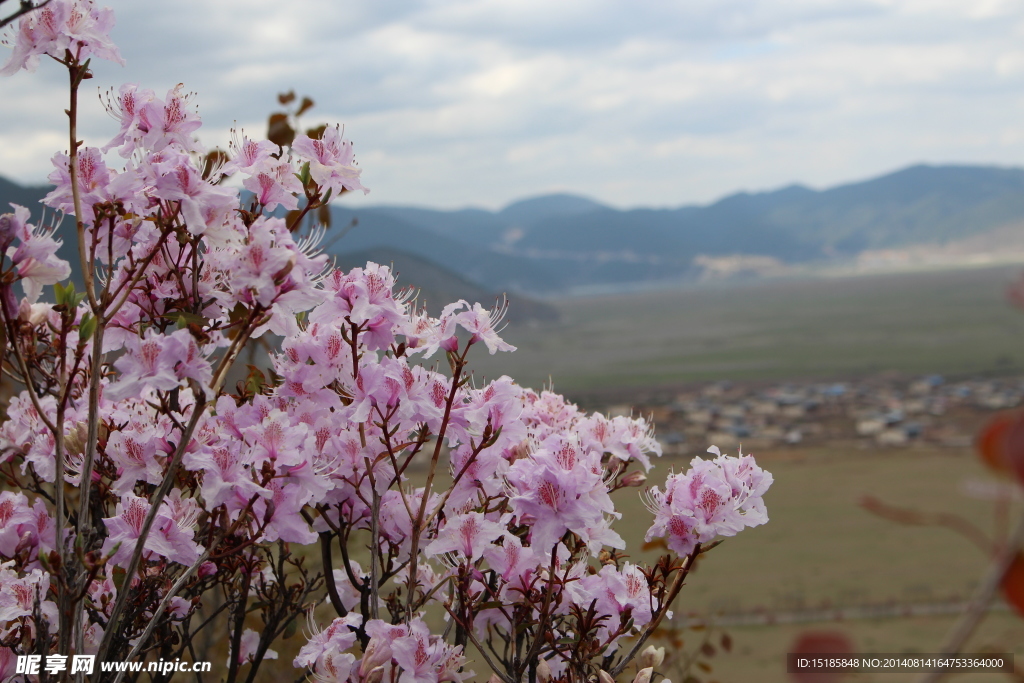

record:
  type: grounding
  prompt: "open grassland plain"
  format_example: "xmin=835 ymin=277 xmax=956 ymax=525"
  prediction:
xmin=624 ymin=445 xmax=1024 ymax=682
xmin=471 ymin=265 xmax=1024 ymax=393
xmin=667 ymin=613 xmax=1024 ymax=683
xmin=183 ymin=444 xmax=1024 ymax=682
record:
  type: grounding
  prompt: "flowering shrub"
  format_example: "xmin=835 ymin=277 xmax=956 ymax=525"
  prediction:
xmin=0 ymin=3 xmax=772 ymax=682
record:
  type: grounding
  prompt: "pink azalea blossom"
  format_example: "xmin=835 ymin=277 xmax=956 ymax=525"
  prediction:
xmin=107 ymin=327 xmax=212 ymax=401
xmin=225 ymin=129 xmax=278 ymax=175
xmin=456 ymin=301 xmax=515 ymax=354
xmin=101 ymin=493 xmax=201 ymax=567
xmin=138 ymin=85 xmax=204 ymax=153
xmin=43 ymin=147 xmax=110 ymax=217
xmin=2 ymin=204 xmax=72 ymax=303
xmin=644 ymin=447 xmax=772 ymax=556
xmin=229 ymin=628 xmax=278 ymax=666
xmin=424 ymin=511 xmax=506 ymax=563
xmin=0 ymin=561 xmax=57 ymax=625
xmin=0 ymin=0 xmax=124 ymax=76
xmin=294 ymin=612 xmax=360 ymax=672
xmin=391 ymin=618 xmax=470 ymax=683
xmin=292 ymin=125 xmax=368 ymax=197
xmin=242 ymin=158 xmax=302 ymax=211
xmin=0 ymin=491 xmax=36 ymax=557
xmin=101 ymin=83 xmax=156 ymax=154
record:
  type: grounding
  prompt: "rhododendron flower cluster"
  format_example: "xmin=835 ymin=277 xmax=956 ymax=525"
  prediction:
xmin=0 ymin=3 xmax=771 ymax=682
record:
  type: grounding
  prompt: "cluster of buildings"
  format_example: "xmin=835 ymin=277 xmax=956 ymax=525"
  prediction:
xmin=609 ymin=376 xmax=1024 ymax=455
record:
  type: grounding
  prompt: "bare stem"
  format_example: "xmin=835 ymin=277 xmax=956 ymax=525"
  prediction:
xmin=404 ymin=345 xmax=468 ymax=618
xmin=610 ymin=545 xmax=701 ymax=678
xmin=917 ymin=510 xmax=1024 ymax=683
xmin=110 ymin=548 xmax=214 ymax=683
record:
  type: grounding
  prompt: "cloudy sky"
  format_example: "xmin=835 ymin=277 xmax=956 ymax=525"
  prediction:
xmin=3 ymin=0 xmax=1024 ymax=210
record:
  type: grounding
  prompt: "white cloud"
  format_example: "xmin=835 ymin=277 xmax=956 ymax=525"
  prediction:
xmin=3 ymin=0 xmax=1024 ymax=209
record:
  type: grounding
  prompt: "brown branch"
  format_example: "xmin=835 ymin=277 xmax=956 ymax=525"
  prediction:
xmin=0 ymin=0 xmax=54 ymax=31
xmin=860 ymin=495 xmax=993 ymax=554
xmin=917 ymin=510 xmax=1024 ymax=683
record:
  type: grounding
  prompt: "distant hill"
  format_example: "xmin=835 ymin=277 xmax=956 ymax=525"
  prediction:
xmin=331 ymin=247 xmax=559 ymax=324
xmin=0 ymin=176 xmax=51 ymax=209
xmin=6 ymin=163 xmax=1024 ymax=295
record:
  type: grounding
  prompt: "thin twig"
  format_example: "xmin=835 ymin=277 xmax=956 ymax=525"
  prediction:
xmin=0 ymin=0 xmax=54 ymax=30
xmin=111 ymin=549 xmax=214 ymax=683
xmin=918 ymin=510 xmax=1024 ymax=683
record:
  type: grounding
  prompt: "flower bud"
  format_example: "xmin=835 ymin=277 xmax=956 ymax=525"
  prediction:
xmin=272 ymin=253 xmax=297 ymax=285
xmin=621 ymin=470 xmax=647 ymax=487
xmin=363 ymin=665 xmax=386 ymax=683
xmin=598 ymin=670 xmax=615 ymax=683
xmin=638 ymin=645 xmax=665 ymax=669
xmin=65 ymin=422 xmax=89 ymax=457
xmin=633 ymin=667 xmax=653 ymax=683
xmin=360 ymin=639 xmax=391 ymax=677
xmin=0 ymin=212 xmax=16 ymax=251
xmin=0 ymin=284 xmax=17 ymax=321
xmin=537 ymin=657 xmax=552 ymax=683
xmin=510 ymin=440 xmax=531 ymax=462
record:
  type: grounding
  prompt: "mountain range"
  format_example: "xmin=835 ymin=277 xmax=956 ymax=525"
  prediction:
xmin=5 ymin=163 xmax=1024 ymax=302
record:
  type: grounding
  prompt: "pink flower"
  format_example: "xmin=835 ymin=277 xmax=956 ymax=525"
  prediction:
xmin=0 ymin=491 xmax=36 ymax=557
xmin=0 ymin=0 xmax=124 ymax=76
xmin=254 ymin=480 xmax=317 ymax=545
xmin=106 ymin=327 xmax=211 ymax=401
xmin=483 ymin=533 xmax=538 ymax=593
xmin=0 ymin=561 xmax=57 ymax=624
xmin=455 ymin=301 xmax=515 ymax=354
xmin=311 ymin=262 xmax=406 ymax=340
xmin=43 ymin=147 xmax=111 ymax=217
xmin=105 ymin=427 xmax=167 ymax=495
xmin=644 ymin=447 xmax=772 ymax=556
xmin=573 ymin=562 xmax=652 ymax=643
xmin=229 ymin=628 xmax=278 ymax=666
xmin=0 ymin=647 xmax=17 ymax=682
xmin=506 ymin=435 xmax=621 ymax=553
xmin=225 ymin=130 xmax=278 ymax=175
xmin=101 ymin=493 xmax=201 ymax=567
xmin=149 ymin=148 xmax=236 ymax=236
xmin=294 ymin=612 xmax=360 ymax=674
xmin=2 ymin=204 xmax=71 ymax=303
xmin=292 ymin=125 xmax=368 ymax=197
xmin=139 ymin=85 xmax=203 ymax=154
xmin=102 ymin=83 xmax=156 ymax=155
xmin=185 ymin=440 xmax=262 ymax=512
xmin=391 ymin=618 xmax=469 ymax=683
xmin=242 ymin=158 xmax=302 ymax=211
xmin=424 ymin=511 xmax=506 ymax=563
xmin=216 ymin=216 xmax=299 ymax=308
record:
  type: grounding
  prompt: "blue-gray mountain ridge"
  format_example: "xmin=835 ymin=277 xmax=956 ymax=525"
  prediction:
xmin=4 ymin=163 xmax=1024 ymax=298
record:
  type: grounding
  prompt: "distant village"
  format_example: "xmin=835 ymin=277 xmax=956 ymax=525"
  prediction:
xmin=608 ymin=376 xmax=1024 ymax=456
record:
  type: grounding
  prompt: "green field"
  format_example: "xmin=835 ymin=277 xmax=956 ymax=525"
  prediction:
xmin=152 ymin=266 xmax=1024 ymax=680
xmin=470 ymin=265 xmax=1024 ymax=394
xmin=617 ymin=445 xmax=1024 ymax=683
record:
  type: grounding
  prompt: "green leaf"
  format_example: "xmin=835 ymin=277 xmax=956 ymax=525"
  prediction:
xmin=162 ymin=311 xmax=209 ymax=327
xmin=318 ymin=203 xmax=332 ymax=229
xmin=282 ymin=618 xmax=298 ymax=640
xmin=245 ymin=365 xmax=267 ymax=395
xmin=78 ymin=313 xmax=96 ymax=342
